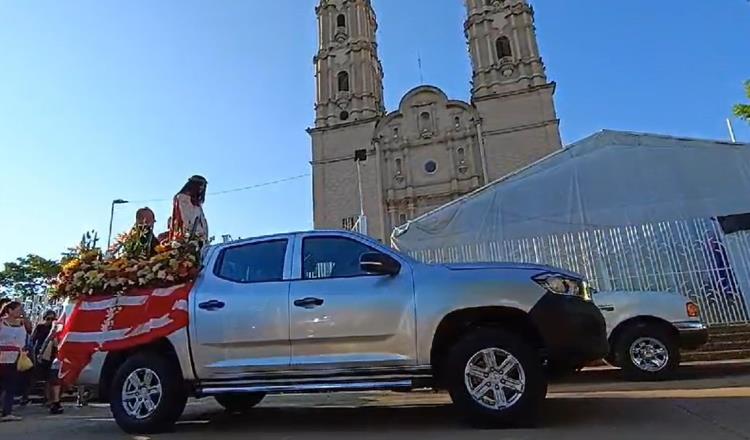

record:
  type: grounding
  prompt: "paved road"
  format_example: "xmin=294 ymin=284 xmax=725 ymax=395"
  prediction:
xmin=4 ymin=364 xmax=750 ymax=440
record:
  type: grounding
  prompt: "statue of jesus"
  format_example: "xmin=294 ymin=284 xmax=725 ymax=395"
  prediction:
xmin=170 ymin=175 xmax=208 ymax=242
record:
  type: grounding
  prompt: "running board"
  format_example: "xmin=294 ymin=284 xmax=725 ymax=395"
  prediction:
xmin=198 ymin=380 xmax=414 ymax=396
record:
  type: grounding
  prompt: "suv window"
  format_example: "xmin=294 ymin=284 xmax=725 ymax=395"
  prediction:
xmin=215 ymin=239 xmax=288 ymax=283
xmin=302 ymin=236 xmax=379 ymax=280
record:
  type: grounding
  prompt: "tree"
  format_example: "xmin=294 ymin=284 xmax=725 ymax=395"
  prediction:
xmin=734 ymin=80 xmax=750 ymax=123
xmin=0 ymin=254 xmax=61 ymax=298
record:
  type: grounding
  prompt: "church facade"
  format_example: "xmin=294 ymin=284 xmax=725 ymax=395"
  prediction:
xmin=309 ymin=0 xmax=562 ymax=241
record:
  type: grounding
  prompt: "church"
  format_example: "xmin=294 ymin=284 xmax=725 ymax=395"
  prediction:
xmin=309 ymin=0 xmax=562 ymax=241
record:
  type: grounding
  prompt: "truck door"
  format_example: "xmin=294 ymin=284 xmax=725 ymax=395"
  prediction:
xmin=288 ymin=233 xmax=416 ymax=370
xmin=191 ymin=237 xmax=292 ymax=379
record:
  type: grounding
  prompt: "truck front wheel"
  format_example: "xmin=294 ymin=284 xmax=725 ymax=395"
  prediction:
xmin=446 ymin=328 xmax=547 ymax=428
xmin=615 ymin=322 xmax=679 ymax=381
xmin=110 ymin=352 xmax=187 ymax=434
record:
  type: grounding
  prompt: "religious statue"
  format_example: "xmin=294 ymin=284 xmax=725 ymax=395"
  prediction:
xmin=170 ymin=175 xmax=209 ymax=242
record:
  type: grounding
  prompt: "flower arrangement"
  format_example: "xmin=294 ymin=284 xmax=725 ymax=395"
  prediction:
xmin=51 ymin=230 xmax=203 ymax=301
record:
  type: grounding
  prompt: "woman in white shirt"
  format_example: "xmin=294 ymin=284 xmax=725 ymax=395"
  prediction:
xmin=0 ymin=301 xmax=30 ymax=422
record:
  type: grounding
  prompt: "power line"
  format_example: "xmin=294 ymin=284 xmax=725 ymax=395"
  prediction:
xmin=126 ymin=173 xmax=310 ymax=204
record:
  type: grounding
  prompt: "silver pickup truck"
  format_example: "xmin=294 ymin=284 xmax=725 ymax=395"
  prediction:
xmin=75 ymin=230 xmax=608 ymax=433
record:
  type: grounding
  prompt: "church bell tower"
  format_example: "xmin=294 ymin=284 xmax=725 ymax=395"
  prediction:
xmin=464 ymin=0 xmax=562 ymax=180
xmin=313 ymin=0 xmax=385 ymax=128
xmin=309 ymin=0 xmax=387 ymax=238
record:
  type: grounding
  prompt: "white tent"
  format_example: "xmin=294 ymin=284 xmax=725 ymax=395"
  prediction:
xmin=392 ymin=130 xmax=750 ymax=251
xmin=391 ymin=130 xmax=750 ymax=326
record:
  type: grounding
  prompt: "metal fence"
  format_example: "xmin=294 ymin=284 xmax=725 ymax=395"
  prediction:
xmin=408 ymin=218 xmax=750 ymax=327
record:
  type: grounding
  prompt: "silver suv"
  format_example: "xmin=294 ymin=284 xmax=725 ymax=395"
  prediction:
xmin=76 ymin=230 xmax=608 ymax=433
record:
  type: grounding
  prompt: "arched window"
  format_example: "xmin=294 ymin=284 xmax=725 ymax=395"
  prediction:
xmin=419 ymin=111 xmax=432 ymax=134
xmin=337 ymin=71 xmax=350 ymax=92
xmin=395 ymin=158 xmax=403 ymax=175
xmin=457 ymin=147 xmax=466 ymax=162
xmin=336 ymin=14 xmax=346 ymax=28
xmin=496 ymin=36 xmax=512 ymax=59
xmin=454 ymin=116 xmax=461 ymax=128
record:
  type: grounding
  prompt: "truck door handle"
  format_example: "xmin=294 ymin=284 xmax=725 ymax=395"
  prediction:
xmin=294 ymin=297 xmax=324 ymax=309
xmin=198 ymin=300 xmax=225 ymax=311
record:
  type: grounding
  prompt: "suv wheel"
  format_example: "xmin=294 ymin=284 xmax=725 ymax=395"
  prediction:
xmin=615 ymin=322 xmax=679 ymax=381
xmin=214 ymin=393 xmax=266 ymax=413
xmin=446 ymin=328 xmax=547 ymax=428
xmin=110 ymin=352 xmax=187 ymax=434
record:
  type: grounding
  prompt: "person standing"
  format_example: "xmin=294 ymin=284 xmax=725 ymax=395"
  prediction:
xmin=17 ymin=311 xmax=56 ymax=407
xmin=27 ymin=310 xmax=63 ymax=413
xmin=36 ymin=319 xmax=63 ymax=415
xmin=170 ymin=175 xmax=209 ymax=242
xmin=0 ymin=301 xmax=31 ymax=422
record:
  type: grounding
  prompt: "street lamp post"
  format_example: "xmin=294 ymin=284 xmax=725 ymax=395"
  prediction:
xmin=107 ymin=199 xmax=129 ymax=250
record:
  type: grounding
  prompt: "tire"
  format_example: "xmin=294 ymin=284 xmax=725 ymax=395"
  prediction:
xmin=445 ymin=328 xmax=547 ymax=428
xmin=110 ymin=352 xmax=187 ymax=434
xmin=615 ymin=322 xmax=679 ymax=381
xmin=214 ymin=393 xmax=266 ymax=413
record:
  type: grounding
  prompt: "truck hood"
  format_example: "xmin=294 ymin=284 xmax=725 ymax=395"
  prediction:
xmin=442 ymin=262 xmax=583 ymax=279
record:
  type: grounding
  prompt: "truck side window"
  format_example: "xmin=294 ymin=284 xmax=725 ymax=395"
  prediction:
xmin=302 ymin=237 xmax=377 ymax=280
xmin=215 ymin=239 xmax=287 ymax=283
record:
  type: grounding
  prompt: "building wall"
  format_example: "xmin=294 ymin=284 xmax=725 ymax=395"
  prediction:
xmin=310 ymin=118 xmax=384 ymax=239
xmin=310 ymin=0 xmax=562 ymax=242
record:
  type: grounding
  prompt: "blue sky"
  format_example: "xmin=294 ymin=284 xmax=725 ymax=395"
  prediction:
xmin=1 ymin=0 xmax=748 ymax=264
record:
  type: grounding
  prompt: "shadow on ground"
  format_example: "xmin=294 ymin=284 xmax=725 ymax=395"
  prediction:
xmin=571 ymin=363 xmax=750 ymax=383
xmin=69 ymin=395 xmax=750 ymax=436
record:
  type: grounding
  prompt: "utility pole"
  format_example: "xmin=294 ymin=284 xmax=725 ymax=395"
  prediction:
xmin=354 ymin=149 xmax=368 ymax=235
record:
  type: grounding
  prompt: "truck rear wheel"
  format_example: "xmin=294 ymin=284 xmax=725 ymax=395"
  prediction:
xmin=446 ymin=328 xmax=547 ymax=428
xmin=110 ymin=352 xmax=187 ymax=434
xmin=215 ymin=393 xmax=266 ymax=413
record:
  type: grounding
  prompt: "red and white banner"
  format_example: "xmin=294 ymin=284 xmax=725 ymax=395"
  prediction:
xmin=57 ymin=283 xmax=192 ymax=386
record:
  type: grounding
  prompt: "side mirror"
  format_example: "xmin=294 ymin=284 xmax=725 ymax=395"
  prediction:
xmin=360 ymin=252 xmax=401 ymax=276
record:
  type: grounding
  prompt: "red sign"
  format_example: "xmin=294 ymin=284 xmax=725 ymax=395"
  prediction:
xmin=57 ymin=283 xmax=192 ymax=386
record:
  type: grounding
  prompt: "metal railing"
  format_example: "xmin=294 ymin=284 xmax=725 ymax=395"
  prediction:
xmin=408 ymin=218 xmax=750 ymax=326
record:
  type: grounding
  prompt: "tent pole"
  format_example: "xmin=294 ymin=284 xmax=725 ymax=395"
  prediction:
xmin=727 ymin=118 xmax=737 ymax=143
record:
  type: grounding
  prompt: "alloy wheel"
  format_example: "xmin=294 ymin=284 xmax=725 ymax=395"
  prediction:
xmin=464 ymin=347 xmax=526 ymax=410
xmin=121 ymin=367 xmax=163 ymax=420
xmin=629 ymin=337 xmax=669 ymax=372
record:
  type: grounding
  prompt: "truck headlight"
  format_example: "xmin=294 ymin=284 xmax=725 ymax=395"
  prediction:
xmin=533 ymin=273 xmax=592 ymax=301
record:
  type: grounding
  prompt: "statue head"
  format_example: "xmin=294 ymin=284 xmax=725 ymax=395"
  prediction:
xmin=178 ymin=175 xmax=208 ymax=205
